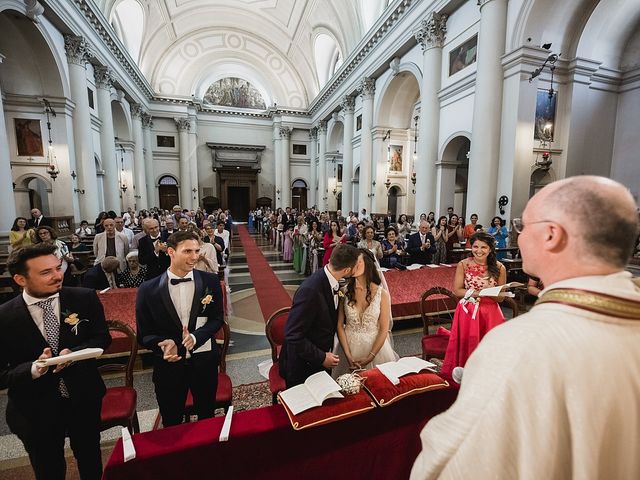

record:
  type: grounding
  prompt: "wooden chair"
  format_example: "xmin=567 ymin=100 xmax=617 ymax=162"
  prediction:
xmin=265 ymin=307 xmax=290 ymax=404
xmin=99 ymin=320 xmax=140 ymax=434
xmin=420 ymin=287 xmax=458 ymax=361
xmin=501 ymin=296 xmax=520 ymax=319
xmin=185 ymin=320 xmax=233 ymax=418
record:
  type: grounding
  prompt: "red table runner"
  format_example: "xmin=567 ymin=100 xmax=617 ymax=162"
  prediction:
xmin=102 ymin=387 xmax=458 ymax=480
xmin=384 ymin=266 xmax=457 ymax=319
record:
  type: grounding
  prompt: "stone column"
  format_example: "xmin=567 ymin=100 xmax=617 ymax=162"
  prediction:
xmin=0 ymin=54 xmax=17 ymax=237
xmin=94 ymin=66 xmax=120 ymax=213
xmin=64 ymin=35 xmax=99 ymax=220
xmin=341 ymin=96 xmax=355 ymax=214
xmin=142 ymin=113 xmax=156 ymax=208
xmin=309 ymin=127 xmax=318 ymax=208
xmin=130 ymin=103 xmax=147 ymax=210
xmin=357 ymin=78 xmax=375 ymax=214
xmin=466 ymin=0 xmax=508 ymax=224
xmin=317 ymin=121 xmax=328 ymax=212
xmin=188 ymin=116 xmax=199 ymax=210
xmin=414 ymin=12 xmax=447 ymax=219
xmin=175 ymin=117 xmax=192 ymax=208
xmin=280 ymin=126 xmax=291 ymax=208
xmin=273 ymin=121 xmax=282 ymax=208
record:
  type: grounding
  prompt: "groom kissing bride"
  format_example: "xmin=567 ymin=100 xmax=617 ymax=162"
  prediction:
xmin=279 ymin=244 xmax=361 ymax=387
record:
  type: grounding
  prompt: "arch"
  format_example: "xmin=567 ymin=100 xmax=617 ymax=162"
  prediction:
xmin=327 ymin=120 xmax=344 ymax=152
xmin=375 ymin=69 xmax=421 ymax=128
xmin=387 ymin=185 xmax=400 ymax=217
xmin=529 ymin=167 xmax=556 ymax=198
xmin=439 ymin=131 xmax=472 ymax=161
xmin=14 ymin=172 xmax=53 ymax=191
xmin=292 ymin=178 xmax=307 ymax=188
xmin=201 ymin=76 xmax=268 ymax=110
xmin=111 ymin=100 xmax=132 ymax=141
xmin=158 ymin=174 xmax=179 ymax=185
xmin=109 ymin=0 xmax=145 ymax=63
xmin=158 ymin=174 xmax=180 ymax=211
xmin=314 ymin=30 xmax=343 ymax=87
xmin=14 ymin=173 xmax=53 ymax=216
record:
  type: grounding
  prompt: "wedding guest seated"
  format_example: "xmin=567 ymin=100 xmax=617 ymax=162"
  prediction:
xmin=396 ymin=214 xmax=412 ymax=240
xmin=380 ymin=227 xmax=406 ymax=269
xmin=75 ymin=220 xmax=93 ymax=237
xmin=357 ymin=225 xmax=383 ymax=266
xmin=117 ymin=251 xmax=147 ymax=288
xmin=67 ymin=233 xmax=89 ymax=253
xmin=407 ymin=221 xmax=437 ymax=265
xmin=83 ymin=256 xmax=120 ymax=290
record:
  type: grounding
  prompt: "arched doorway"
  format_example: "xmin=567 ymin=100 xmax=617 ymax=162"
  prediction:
xmin=529 ymin=168 xmax=553 ymax=198
xmin=202 ymin=196 xmax=220 ymax=214
xmin=440 ymin=135 xmax=470 ymax=218
xmin=387 ymin=186 xmax=399 ymax=217
xmin=353 ymin=166 xmax=360 ymax=213
xmin=158 ymin=175 xmax=179 ymax=211
xmin=291 ymin=179 xmax=308 ymax=212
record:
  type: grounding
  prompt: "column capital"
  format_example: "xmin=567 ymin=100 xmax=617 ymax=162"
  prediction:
xmin=130 ymin=103 xmax=144 ymax=119
xmin=94 ymin=65 xmax=115 ymax=90
xmin=64 ymin=35 xmax=91 ymax=66
xmin=341 ymin=95 xmax=355 ymax=113
xmin=279 ymin=126 xmax=291 ymax=139
xmin=318 ymin=120 xmax=327 ymax=134
xmin=141 ymin=112 xmax=153 ymax=129
xmin=357 ymin=77 xmax=376 ymax=99
xmin=309 ymin=126 xmax=318 ymax=140
xmin=174 ymin=117 xmax=190 ymax=131
xmin=414 ymin=12 xmax=448 ymax=51
xmin=477 ymin=0 xmax=497 ymax=8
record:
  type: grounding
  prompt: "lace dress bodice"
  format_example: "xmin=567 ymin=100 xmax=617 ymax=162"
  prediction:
xmin=464 ymin=263 xmax=498 ymax=291
xmin=344 ymin=287 xmax=382 ymax=335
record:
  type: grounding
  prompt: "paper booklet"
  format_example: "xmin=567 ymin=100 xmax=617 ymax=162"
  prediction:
xmin=35 ymin=348 xmax=104 ymax=367
xmin=377 ymin=357 xmax=438 ymax=386
xmin=279 ymin=371 xmax=344 ymax=415
xmin=478 ymin=282 xmax=525 ymax=298
xmin=406 ymin=264 xmax=424 ymax=271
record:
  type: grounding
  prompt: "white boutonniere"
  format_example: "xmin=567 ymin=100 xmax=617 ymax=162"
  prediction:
xmin=200 ymin=289 xmax=213 ymax=313
xmin=62 ymin=311 xmax=88 ymax=335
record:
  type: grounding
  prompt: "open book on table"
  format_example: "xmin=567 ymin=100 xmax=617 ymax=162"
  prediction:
xmin=377 ymin=357 xmax=438 ymax=386
xmin=279 ymin=371 xmax=344 ymax=415
xmin=478 ymin=282 xmax=524 ymax=298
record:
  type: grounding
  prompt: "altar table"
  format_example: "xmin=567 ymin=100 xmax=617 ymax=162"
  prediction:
xmin=102 ymin=387 xmax=458 ymax=480
xmin=384 ymin=266 xmax=457 ymax=319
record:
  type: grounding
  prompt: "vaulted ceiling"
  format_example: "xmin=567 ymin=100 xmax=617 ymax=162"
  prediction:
xmin=97 ymin=0 xmax=389 ymax=108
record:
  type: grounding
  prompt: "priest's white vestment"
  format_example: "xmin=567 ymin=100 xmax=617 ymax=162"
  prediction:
xmin=411 ymin=272 xmax=640 ymax=480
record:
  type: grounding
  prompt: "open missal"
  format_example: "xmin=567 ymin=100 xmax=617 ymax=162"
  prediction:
xmin=478 ymin=281 xmax=524 ymax=298
xmin=377 ymin=357 xmax=438 ymax=386
xmin=279 ymin=371 xmax=344 ymax=415
xmin=34 ymin=348 xmax=104 ymax=367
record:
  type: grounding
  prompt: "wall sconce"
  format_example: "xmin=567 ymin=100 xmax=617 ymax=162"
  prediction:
xmin=384 ymin=177 xmax=391 ymax=192
xmin=73 ymin=188 xmax=85 ymax=194
xmin=70 ymin=170 xmax=77 ymax=180
xmin=121 ymin=183 xmax=128 ymax=193
xmin=411 ymin=171 xmax=417 ymax=194
xmin=192 ymin=188 xmax=197 ymax=193
xmin=43 ymin=98 xmax=60 ymax=181
xmin=134 ymin=194 xmax=141 ymax=199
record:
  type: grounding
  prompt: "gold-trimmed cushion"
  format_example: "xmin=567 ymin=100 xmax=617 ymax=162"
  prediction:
xmin=277 ymin=390 xmax=376 ymax=431
xmin=361 ymin=369 xmax=449 ymax=407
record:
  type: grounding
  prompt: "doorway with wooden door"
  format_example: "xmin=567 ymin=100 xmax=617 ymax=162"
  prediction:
xmin=158 ymin=175 xmax=179 ymax=211
xmin=228 ymin=186 xmax=250 ymax=222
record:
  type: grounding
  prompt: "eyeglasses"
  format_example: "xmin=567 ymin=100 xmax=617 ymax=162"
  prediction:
xmin=511 ymin=218 xmax=555 ymax=234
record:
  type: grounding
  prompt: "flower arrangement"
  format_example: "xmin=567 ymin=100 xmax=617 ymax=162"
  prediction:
xmin=62 ymin=311 xmax=88 ymax=335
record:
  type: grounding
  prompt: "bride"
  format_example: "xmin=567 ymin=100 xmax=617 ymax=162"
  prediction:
xmin=333 ymin=248 xmax=399 ymax=377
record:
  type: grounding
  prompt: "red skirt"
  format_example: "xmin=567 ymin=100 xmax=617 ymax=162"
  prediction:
xmin=441 ymin=298 xmax=505 ymax=378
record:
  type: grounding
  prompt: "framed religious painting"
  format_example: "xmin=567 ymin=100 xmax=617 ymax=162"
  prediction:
xmin=157 ymin=135 xmax=176 ymax=148
xmin=534 ymin=90 xmax=557 ymax=141
xmin=389 ymin=145 xmax=403 ymax=172
xmin=15 ymin=118 xmax=44 ymax=156
xmin=449 ymin=35 xmax=478 ymax=76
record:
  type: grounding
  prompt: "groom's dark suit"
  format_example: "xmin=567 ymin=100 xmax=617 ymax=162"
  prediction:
xmin=280 ymin=268 xmax=338 ymax=387
xmin=0 ymin=287 xmax=111 ymax=480
xmin=136 ymin=269 xmax=224 ymax=426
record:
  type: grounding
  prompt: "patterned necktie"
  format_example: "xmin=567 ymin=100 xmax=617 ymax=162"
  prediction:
xmin=35 ymin=298 xmax=69 ymax=398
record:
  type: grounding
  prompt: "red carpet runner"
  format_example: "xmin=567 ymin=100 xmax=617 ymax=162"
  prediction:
xmin=237 ymin=225 xmax=293 ymax=322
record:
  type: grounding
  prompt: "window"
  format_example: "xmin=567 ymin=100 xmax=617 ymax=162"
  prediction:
xmin=87 ymin=88 xmax=94 ymax=109
xmin=356 ymin=115 xmax=362 ymax=131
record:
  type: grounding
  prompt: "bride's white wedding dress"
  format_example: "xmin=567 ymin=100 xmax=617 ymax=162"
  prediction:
xmin=332 ymin=287 xmax=399 ymax=378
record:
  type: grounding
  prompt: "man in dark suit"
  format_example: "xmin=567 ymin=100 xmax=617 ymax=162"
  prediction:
xmin=27 ymin=208 xmax=52 ymax=229
xmin=136 ymin=231 xmax=224 ymax=427
xmin=407 ymin=220 xmax=437 ymax=265
xmin=383 ymin=211 xmax=396 ymax=229
xmin=83 ymin=256 xmax=120 ymax=290
xmin=138 ymin=218 xmax=171 ymax=280
xmin=0 ymin=244 xmax=111 ymax=480
xmin=280 ymin=244 xmax=361 ymax=387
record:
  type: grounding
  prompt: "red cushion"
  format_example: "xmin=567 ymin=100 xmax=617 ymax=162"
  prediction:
xmin=101 ymin=386 xmax=137 ymax=424
xmin=268 ymin=362 xmax=286 ymax=394
xmin=421 ymin=334 xmax=450 ymax=357
xmin=361 ymin=368 xmax=449 ymax=407
xmin=216 ymin=373 xmax=232 ymax=403
xmin=278 ymin=389 xmax=376 ymax=431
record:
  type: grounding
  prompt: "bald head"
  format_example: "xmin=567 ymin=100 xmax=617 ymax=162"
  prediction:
xmin=526 ymin=176 xmax=637 ymax=268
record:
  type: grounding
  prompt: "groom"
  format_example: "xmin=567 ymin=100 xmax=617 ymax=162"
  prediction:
xmin=280 ymin=244 xmax=361 ymax=387
xmin=136 ymin=231 xmax=224 ymax=426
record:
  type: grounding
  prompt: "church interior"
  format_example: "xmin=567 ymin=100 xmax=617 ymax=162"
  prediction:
xmin=0 ymin=0 xmax=639 ymax=478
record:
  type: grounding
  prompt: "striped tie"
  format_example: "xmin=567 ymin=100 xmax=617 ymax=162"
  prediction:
xmin=35 ymin=298 xmax=70 ymax=398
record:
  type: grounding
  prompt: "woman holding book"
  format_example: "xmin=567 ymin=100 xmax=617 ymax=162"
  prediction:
xmin=441 ymin=232 xmax=507 ymax=380
xmin=333 ymin=249 xmax=399 ymax=377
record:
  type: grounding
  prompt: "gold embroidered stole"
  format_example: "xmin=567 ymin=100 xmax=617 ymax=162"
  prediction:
xmin=535 ymin=287 xmax=640 ymax=320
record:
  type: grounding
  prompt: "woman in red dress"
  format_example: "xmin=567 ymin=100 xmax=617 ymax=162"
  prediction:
xmin=441 ymin=231 xmax=507 ymax=379
xmin=322 ymin=220 xmax=346 ymax=266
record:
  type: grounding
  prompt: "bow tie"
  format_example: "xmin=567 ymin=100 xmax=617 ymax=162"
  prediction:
xmin=170 ymin=278 xmax=192 ymax=285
